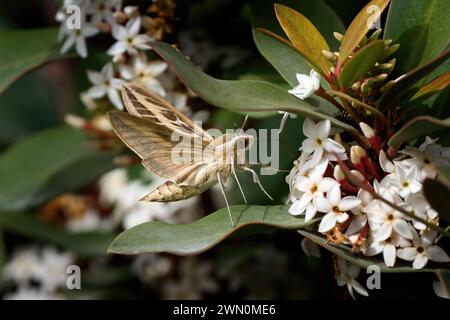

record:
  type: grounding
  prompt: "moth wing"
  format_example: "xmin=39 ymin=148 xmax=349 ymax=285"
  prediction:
xmin=108 ymin=111 xmax=216 ymax=186
xmin=121 ymin=83 xmax=214 ymax=142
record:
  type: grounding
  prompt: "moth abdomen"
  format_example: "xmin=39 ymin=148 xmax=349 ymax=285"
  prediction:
xmin=140 ymin=181 xmax=202 ymax=202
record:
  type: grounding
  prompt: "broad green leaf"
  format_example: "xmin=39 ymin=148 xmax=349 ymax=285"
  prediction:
xmin=0 ymin=27 xmax=64 ymax=94
xmin=299 ymin=230 xmax=449 ymax=273
xmin=252 ymin=29 xmax=334 ymax=110
xmin=423 ymin=179 xmax=450 ymax=224
xmin=388 ymin=116 xmax=450 ymax=148
xmin=379 ymin=48 xmax=450 ymax=110
xmin=274 ymin=4 xmax=332 ymax=77
xmin=337 ymin=0 xmax=390 ymax=72
xmin=109 ymin=205 xmax=317 ymax=255
xmin=338 ymin=40 xmax=385 ymax=87
xmin=384 ymin=0 xmax=450 ymax=77
xmin=0 ymin=126 xmax=115 ymax=210
xmin=411 ymin=71 xmax=450 ymax=101
xmin=253 ymin=28 xmax=309 ymax=87
xmin=0 ymin=212 xmax=115 ymax=257
xmin=151 ymin=41 xmax=356 ymax=132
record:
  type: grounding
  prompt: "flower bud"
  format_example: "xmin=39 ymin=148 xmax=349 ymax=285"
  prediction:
xmin=333 ymin=32 xmax=343 ymax=42
xmin=64 ymin=114 xmax=86 ymax=129
xmin=359 ymin=122 xmax=381 ymax=154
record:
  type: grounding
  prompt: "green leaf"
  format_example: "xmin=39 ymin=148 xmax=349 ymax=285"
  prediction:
xmin=0 ymin=27 xmax=65 ymax=94
xmin=253 ymin=28 xmax=309 ymax=87
xmin=379 ymin=48 xmax=450 ymax=110
xmin=274 ymin=3 xmax=332 ymax=77
xmin=411 ymin=71 xmax=450 ymax=101
xmin=388 ymin=116 xmax=450 ymax=148
xmin=0 ymin=126 xmax=115 ymax=211
xmin=338 ymin=40 xmax=385 ymax=87
xmin=299 ymin=230 xmax=449 ymax=273
xmin=384 ymin=0 xmax=450 ymax=77
xmin=151 ymin=41 xmax=356 ymax=132
xmin=337 ymin=0 xmax=390 ymax=72
xmin=109 ymin=205 xmax=317 ymax=255
xmin=0 ymin=212 xmax=115 ymax=257
xmin=423 ymin=179 xmax=450 ymax=224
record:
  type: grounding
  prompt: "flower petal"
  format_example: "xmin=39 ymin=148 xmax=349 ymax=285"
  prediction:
xmin=413 ymin=254 xmax=428 ymax=269
xmin=302 ymin=118 xmax=316 ymax=138
xmin=339 ymin=197 xmax=361 ymax=212
xmin=393 ymin=219 xmax=413 ymax=240
xmin=426 ymin=246 xmax=450 ymax=263
xmin=397 ymin=247 xmax=417 ymax=261
xmin=383 ymin=244 xmax=396 ymax=267
xmin=318 ymin=212 xmax=337 ymax=232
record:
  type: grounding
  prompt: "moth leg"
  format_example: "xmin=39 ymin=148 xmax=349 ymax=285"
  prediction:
xmin=241 ymin=166 xmax=273 ymax=201
xmin=217 ymin=172 xmax=234 ymax=227
xmin=231 ymin=157 xmax=247 ymax=204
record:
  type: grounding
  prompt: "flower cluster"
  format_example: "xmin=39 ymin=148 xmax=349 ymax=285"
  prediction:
xmin=287 ymin=116 xmax=450 ymax=298
xmin=55 ymin=0 xmax=181 ymax=111
xmin=3 ymin=246 xmax=74 ymax=300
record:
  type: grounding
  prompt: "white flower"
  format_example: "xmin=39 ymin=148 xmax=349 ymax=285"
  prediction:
xmin=120 ymin=57 xmax=167 ymax=96
xmin=301 ymin=118 xmax=345 ymax=167
xmin=365 ymin=232 xmax=410 ymax=267
xmin=37 ymin=247 xmax=74 ymax=292
xmin=107 ymin=17 xmax=153 ymax=56
xmin=85 ymin=63 xmax=125 ymax=109
xmin=288 ymin=69 xmax=321 ymax=100
xmin=335 ymin=258 xmax=368 ymax=299
xmin=87 ymin=0 xmax=121 ymax=25
xmin=397 ymin=230 xmax=450 ymax=269
xmin=402 ymin=137 xmax=449 ymax=179
xmin=393 ymin=163 xmax=422 ymax=198
xmin=66 ymin=208 xmax=114 ymax=232
xmin=403 ymin=192 xmax=438 ymax=231
xmin=316 ymin=185 xmax=361 ymax=233
xmin=289 ymin=159 xmax=338 ymax=220
xmin=346 ymin=189 xmax=373 ymax=235
xmin=366 ymin=199 xmax=413 ymax=241
xmin=60 ymin=22 xmax=98 ymax=58
xmin=3 ymin=247 xmax=42 ymax=285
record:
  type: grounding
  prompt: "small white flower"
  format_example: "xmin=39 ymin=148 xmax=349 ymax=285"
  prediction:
xmin=60 ymin=22 xmax=98 ymax=58
xmin=335 ymin=258 xmax=368 ymax=299
xmin=403 ymin=192 xmax=439 ymax=231
xmin=3 ymin=247 xmax=42 ymax=285
xmin=301 ymin=118 xmax=345 ymax=167
xmin=37 ymin=247 xmax=74 ymax=292
xmin=345 ymin=189 xmax=373 ymax=235
xmin=397 ymin=229 xmax=450 ymax=269
xmin=289 ymin=159 xmax=338 ymax=220
xmin=365 ymin=189 xmax=413 ymax=241
xmin=316 ymin=185 xmax=361 ymax=233
xmin=365 ymin=232 xmax=410 ymax=267
xmin=85 ymin=63 xmax=125 ymax=109
xmin=288 ymin=69 xmax=321 ymax=100
xmin=107 ymin=17 xmax=153 ymax=56
xmin=402 ymin=137 xmax=449 ymax=179
xmin=87 ymin=0 xmax=121 ymax=25
xmin=393 ymin=163 xmax=422 ymax=198
xmin=120 ymin=57 xmax=167 ymax=96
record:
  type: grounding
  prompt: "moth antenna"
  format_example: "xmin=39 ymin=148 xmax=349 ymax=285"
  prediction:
xmin=257 ymin=137 xmax=297 ymax=160
xmin=231 ymin=158 xmax=247 ymax=204
xmin=217 ymin=172 xmax=234 ymax=227
xmin=240 ymin=114 xmax=250 ymax=130
xmin=242 ymin=167 xmax=273 ymax=201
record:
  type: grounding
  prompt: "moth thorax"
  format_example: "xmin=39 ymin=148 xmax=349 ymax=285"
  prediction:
xmin=214 ymin=134 xmax=253 ymax=162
